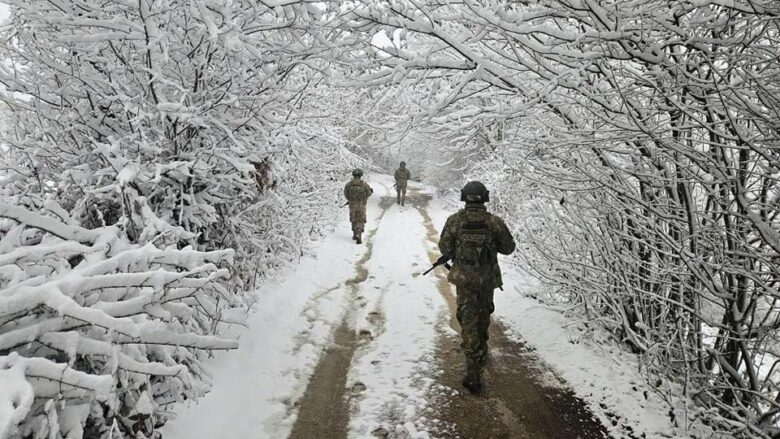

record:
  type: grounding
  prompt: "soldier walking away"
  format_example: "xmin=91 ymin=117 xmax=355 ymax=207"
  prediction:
xmin=438 ymin=181 xmax=516 ymax=394
xmin=344 ymin=169 xmax=373 ymax=244
xmin=394 ymin=161 xmax=411 ymax=206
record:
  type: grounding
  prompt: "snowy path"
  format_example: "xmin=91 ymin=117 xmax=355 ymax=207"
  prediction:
xmin=164 ymin=176 xmax=672 ymax=439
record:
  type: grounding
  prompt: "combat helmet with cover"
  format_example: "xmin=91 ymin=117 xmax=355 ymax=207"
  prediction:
xmin=460 ymin=181 xmax=489 ymax=203
xmin=352 ymin=168 xmax=364 ymax=177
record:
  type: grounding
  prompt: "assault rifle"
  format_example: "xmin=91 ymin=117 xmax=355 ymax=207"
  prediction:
xmin=341 ymin=201 xmax=349 ymax=207
xmin=423 ymin=253 xmax=451 ymax=276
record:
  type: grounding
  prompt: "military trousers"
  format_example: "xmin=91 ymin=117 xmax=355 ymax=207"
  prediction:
xmin=396 ymin=183 xmax=407 ymax=204
xmin=456 ymin=286 xmax=495 ymax=364
xmin=348 ymin=202 xmax=367 ymax=235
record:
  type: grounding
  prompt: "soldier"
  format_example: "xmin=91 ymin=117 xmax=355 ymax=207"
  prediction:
xmin=438 ymin=181 xmax=516 ymax=394
xmin=394 ymin=161 xmax=411 ymax=206
xmin=343 ymin=169 xmax=373 ymax=244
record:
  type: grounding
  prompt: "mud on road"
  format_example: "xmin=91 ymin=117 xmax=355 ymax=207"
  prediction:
xmin=410 ymin=189 xmax=609 ymax=439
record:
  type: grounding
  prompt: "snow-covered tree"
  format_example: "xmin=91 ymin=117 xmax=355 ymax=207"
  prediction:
xmin=0 ymin=0 xmax=348 ymax=276
xmin=0 ymin=0 xmax=358 ymax=437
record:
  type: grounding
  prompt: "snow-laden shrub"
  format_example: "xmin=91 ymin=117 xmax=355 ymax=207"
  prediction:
xmin=224 ymin=127 xmax=366 ymax=288
xmin=0 ymin=203 xmax=237 ymax=438
xmin=0 ymin=0 xmax=341 ymax=284
xmin=0 ymin=2 xmax=358 ymax=437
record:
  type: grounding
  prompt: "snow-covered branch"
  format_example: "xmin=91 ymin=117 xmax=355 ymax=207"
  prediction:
xmin=0 ymin=205 xmax=239 ymax=438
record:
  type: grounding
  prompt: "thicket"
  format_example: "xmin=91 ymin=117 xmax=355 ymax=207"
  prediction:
xmin=346 ymin=0 xmax=780 ymax=436
xmin=0 ymin=1 xmax=356 ymax=437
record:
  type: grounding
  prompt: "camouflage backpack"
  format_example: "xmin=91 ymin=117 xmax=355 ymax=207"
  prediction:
xmin=454 ymin=212 xmax=497 ymax=273
xmin=346 ymin=181 xmax=367 ymax=202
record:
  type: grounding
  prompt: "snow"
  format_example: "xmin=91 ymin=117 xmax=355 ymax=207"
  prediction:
xmin=1 ymin=0 xmax=776 ymax=435
xmin=0 ymin=204 xmax=102 ymax=243
xmin=495 ymin=277 xmax=679 ymax=437
xmin=116 ymin=165 xmax=138 ymax=187
xmin=20 ymin=356 xmax=114 ymax=401
xmin=164 ymin=176 xmax=393 ymax=439
xmin=165 ymin=176 xmax=452 ymax=438
xmin=0 ymin=354 xmax=34 ymax=438
xmin=58 ymin=404 xmax=90 ymax=439
xmin=0 ymin=201 xmax=243 ymax=438
xmin=346 ymin=180 xmax=443 ymax=437
xmin=134 ymin=391 xmax=153 ymax=416
xmin=426 ymin=195 xmax=688 ymax=439
xmin=164 ymin=176 xmax=683 ymax=439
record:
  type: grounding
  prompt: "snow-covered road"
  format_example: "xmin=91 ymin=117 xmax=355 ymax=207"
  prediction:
xmin=163 ymin=176 xmax=681 ymax=439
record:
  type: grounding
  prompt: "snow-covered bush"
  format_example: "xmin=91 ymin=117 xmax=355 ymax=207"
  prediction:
xmin=0 ymin=0 xmax=357 ymax=437
xmin=0 ymin=0 xmax=345 ymax=283
xmin=0 ymin=204 xmax=236 ymax=438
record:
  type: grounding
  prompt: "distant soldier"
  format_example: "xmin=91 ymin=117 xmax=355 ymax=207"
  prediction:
xmin=344 ymin=169 xmax=373 ymax=244
xmin=438 ymin=181 xmax=516 ymax=394
xmin=394 ymin=161 xmax=411 ymax=206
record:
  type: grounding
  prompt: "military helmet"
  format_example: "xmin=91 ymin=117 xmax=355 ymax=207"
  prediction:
xmin=460 ymin=181 xmax=489 ymax=203
xmin=352 ymin=168 xmax=364 ymax=177
xmin=400 ymin=161 xmax=406 ymax=167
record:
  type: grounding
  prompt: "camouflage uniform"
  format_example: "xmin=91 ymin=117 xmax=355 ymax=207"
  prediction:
xmin=344 ymin=177 xmax=373 ymax=241
xmin=438 ymin=203 xmax=515 ymax=389
xmin=394 ymin=166 xmax=411 ymax=205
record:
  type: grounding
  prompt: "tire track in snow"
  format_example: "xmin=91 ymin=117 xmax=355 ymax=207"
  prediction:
xmin=410 ymin=188 xmax=610 ymax=439
xmin=288 ymin=196 xmax=396 ymax=439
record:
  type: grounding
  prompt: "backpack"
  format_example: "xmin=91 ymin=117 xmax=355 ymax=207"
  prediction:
xmin=454 ymin=214 xmax=496 ymax=269
xmin=346 ymin=181 xmax=367 ymax=202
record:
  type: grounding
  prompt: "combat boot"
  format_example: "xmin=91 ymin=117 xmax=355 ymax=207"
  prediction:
xmin=356 ymin=234 xmax=362 ymax=244
xmin=461 ymin=359 xmax=482 ymax=395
